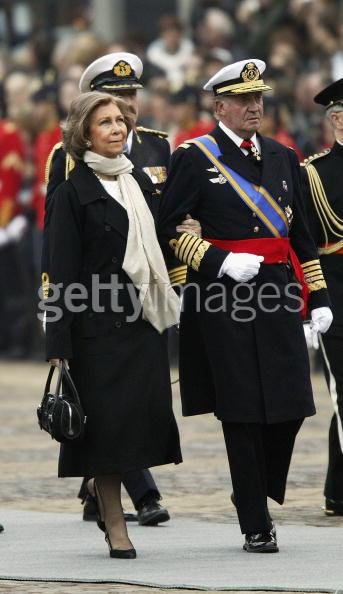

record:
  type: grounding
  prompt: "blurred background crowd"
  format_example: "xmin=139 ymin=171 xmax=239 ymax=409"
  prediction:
xmin=0 ymin=0 xmax=342 ymax=360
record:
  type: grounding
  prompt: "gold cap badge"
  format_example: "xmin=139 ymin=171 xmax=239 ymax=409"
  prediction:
xmin=113 ymin=61 xmax=132 ymax=78
xmin=241 ymin=62 xmax=260 ymax=83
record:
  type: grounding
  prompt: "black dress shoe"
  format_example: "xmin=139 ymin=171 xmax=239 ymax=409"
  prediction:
xmin=243 ymin=531 xmax=279 ymax=553
xmin=324 ymin=498 xmax=343 ymax=516
xmin=137 ymin=499 xmax=170 ymax=526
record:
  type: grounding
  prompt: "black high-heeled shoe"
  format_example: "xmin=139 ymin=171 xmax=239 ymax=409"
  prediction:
xmin=105 ymin=531 xmax=137 ymax=559
xmin=93 ymin=480 xmax=106 ymax=533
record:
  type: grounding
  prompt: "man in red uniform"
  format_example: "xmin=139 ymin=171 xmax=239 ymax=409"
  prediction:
xmin=0 ymin=118 xmax=26 ymax=355
xmin=31 ymin=85 xmax=62 ymax=244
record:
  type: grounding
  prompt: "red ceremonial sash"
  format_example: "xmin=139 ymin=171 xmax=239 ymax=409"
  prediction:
xmin=204 ymin=237 xmax=308 ymax=319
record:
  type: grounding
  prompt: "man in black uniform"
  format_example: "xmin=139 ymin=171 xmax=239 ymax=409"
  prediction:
xmin=301 ymin=78 xmax=343 ymax=517
xmin=43 ymin=52 xmax=190 ymax=527
xmin=158 ymin=58 xmax=333 ymax=552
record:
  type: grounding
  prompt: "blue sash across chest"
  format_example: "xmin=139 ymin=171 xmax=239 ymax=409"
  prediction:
xmin=189 ymin=134 xmax=288 ymax=238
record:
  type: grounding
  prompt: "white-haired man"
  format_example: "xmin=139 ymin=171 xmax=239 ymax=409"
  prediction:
xmin=158 ymin=59 xmax=333 ymax=552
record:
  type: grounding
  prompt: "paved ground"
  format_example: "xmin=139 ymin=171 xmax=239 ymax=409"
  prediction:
xmin=0 ymin=358 xmax=342 ymax=593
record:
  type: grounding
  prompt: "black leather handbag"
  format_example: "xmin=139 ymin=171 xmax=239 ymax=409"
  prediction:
xmin=37 ymin=361 xmax=86 ymax=443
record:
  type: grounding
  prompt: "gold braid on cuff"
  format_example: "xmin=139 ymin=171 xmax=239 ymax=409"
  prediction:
xmin=301 ymin=259 xmax=327 ymax=292
xmin=169 ymin=233 xmax=211 ymax=272
xmin=168 ymin=265 xmax=188 ymax=286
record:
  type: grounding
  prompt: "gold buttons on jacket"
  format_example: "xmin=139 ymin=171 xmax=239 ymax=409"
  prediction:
xmin=253 ymin=226 xmax=260 ymax=233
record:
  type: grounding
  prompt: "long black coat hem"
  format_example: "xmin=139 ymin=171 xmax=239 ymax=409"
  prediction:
xmin=58 ymin=455 xmax=182 ymax=478
xmin=181 ymin=406 xmax=315 ymax=424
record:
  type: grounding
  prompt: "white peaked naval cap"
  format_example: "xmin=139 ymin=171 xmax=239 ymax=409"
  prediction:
xmin=203 ymin=59 xmax=272 ymax=96
xmin=79 ymin=52 xmax=143 ymax=93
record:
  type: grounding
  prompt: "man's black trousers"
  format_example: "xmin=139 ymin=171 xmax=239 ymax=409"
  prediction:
xmin=222 ymin=419 xmax=303 ymax=534
xmin=320 ymin=332 xmax=343 ymax=502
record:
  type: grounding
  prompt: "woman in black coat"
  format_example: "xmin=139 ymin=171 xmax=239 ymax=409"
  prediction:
xmin=44 ymin=92 xmax=182 ymax=558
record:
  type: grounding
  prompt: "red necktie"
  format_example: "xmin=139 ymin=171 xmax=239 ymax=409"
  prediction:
xmin=240 ymin=139 xmax=261 ymax=161
xmin=240 ymin=139 xmax=254 ymax=150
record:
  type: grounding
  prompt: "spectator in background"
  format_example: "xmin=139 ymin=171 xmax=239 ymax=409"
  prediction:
xmin=194 ymin=7 xmax=234 ymax=58
xmin=144 ymin=90 xmax=175 ymax=138
xmin=259 ymin=98 xmax=304 ymax=161
xmin=293 ymin=71 xmax=329 ymax=155
xmin=57 ymin=77 xmax=81 ymax=121
xmin=30 ymin=85 xmax=62 ymax=275
xmin=170 ymin=86 xmax=214 ymax=150
xmin=146 ymin=16 xmax=194 ymax=89
xmin=51 ymin=31 xmax=105 ymax=81
xmin=0 ymin=79 xmax=28 ymax=357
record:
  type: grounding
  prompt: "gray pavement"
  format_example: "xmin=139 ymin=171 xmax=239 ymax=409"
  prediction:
xmin=0 ymin=360 xmax=342 ymax=593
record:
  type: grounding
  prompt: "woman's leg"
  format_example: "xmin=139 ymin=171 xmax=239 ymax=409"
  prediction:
xmin=95 ymin=474 xmax=134 ymax=550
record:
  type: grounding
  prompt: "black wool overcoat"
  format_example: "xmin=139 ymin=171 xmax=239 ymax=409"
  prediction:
xmin=158 ymin=125 xmax=330 ymax=424
xmin=45 ymin=161 xmax=182 ymax=477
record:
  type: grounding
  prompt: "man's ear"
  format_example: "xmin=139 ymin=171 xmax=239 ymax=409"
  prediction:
xmin=331 ymin=111 xmax=343 ymax=130
xmin=214 ymin=99 xmax=225 ymax=118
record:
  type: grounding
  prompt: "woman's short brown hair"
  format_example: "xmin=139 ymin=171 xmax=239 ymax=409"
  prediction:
xmin=62 ymin=91 xmax=134 ymax=160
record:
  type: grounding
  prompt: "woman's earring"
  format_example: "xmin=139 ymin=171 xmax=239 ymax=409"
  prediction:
xmin=86 ymin=139 xmax=92 ymax=148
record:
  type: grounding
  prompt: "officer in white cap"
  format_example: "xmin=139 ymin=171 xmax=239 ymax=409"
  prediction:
xmin=43 ymin=51 xmax=193 ymax=529
xmin=158 ymin=58 xmax=332 ymax=553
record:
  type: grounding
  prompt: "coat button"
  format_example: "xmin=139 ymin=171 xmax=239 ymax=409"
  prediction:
xmin=105 ymin=225 xmax=111 ymax=231
xmin=252 ymin=212 xmax=257 ymax=217
xmin=88 ymin=312 xmax=94 ymax=318
xmin=253 ymin=226 xmax=260 ymax=233
xmin=278 ymin=197 xmax=282 ymax=203
xmin=111 ymin=256 xmax=118 ymax=264
xmin=114 ymin=321 xmax=122 ymax=328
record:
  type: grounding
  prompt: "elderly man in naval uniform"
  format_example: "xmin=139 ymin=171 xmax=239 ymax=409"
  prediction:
xmin=158 ymin=58 xmax=333 ymax=552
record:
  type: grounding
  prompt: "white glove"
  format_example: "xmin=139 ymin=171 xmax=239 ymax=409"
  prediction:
xmin=304 ymin=307 xmax=333 ymax=350
xmin=311 ymin=306 xmax=333 ymax=334
xmin=6 ymin=215 xmax=27 ymax=242
xmin=0 ymin=228 xmax=9 ymax=248
xmin=220 ymin=252 xmax=264 ymax=282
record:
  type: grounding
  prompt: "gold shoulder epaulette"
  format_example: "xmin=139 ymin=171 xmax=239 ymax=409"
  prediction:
xmin=136 ymin=126 xmax=168 ymax=138
xmin=177 ymin=143 xmax=191 ymax=150
xmin=65 ymin=152 xmax=75 ymax=179
xmin=44 ymin=142 xmax=63 ymax=184
xmin=302 ymin=149 xmax=331 ymax=167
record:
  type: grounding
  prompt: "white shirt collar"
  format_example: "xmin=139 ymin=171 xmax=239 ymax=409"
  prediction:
xmin=125 ymin=130 xmax=133 ymax=154
xmin=218 ymin=121 xmax=260 ymax=153
xmin=336 ymin=138 xmax=343 ymax=146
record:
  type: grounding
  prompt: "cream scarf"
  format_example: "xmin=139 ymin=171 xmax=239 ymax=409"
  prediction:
xmin=83 ymin=151 xmax=180 ymax=333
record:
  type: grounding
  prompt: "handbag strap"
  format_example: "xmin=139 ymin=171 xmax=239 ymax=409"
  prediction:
xmin=60 ymin=361 xmax=82 ymax=407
